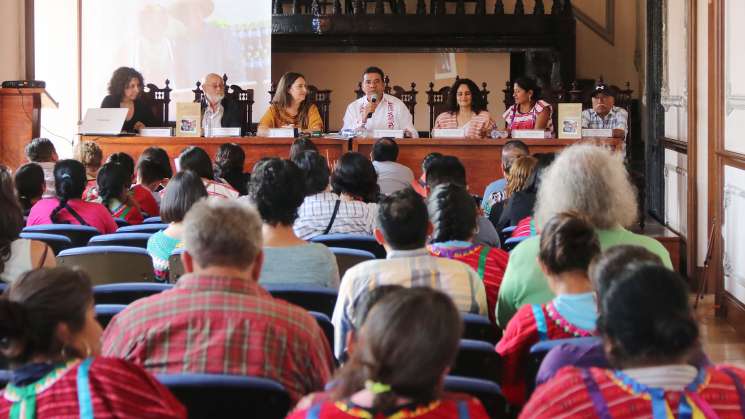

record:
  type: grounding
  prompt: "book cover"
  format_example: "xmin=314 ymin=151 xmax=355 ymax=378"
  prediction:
xmin=176 ymin=102 xmax=201 ymax=137
xmin=558 ymin=103 xmax=583 ymax=139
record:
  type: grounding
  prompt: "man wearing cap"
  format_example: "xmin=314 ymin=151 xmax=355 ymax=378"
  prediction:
xmin=581 ymin=82 xmax=628 ymax=138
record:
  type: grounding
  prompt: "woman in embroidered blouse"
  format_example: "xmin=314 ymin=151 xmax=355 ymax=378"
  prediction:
xmin=503 ymin=77 xmax=553 ymax=135
xmin=496 ymin=212 xmax=601 ymax=407
xmin=258 ymin=72 xmax=324 ymax=135
xmin=146 ymin=170 xmax=207 ymax=282
xmin=432 ymin=78 xmax=494 ymax=138
xmin=426 ymin=183 xmax=508 ymax=325
xmin=288 ymin=287 xmax=489 ymax=419
xmin=0 ymin=267 xmax=185 ymax=418
xmin=522 ymin=264 xmax=745 ymax=419
xmin=96 ymin=162 xmax=144 ymax=225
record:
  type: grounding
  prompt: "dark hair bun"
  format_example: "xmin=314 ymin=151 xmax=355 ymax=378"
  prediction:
xmin=539 ymin=212 xmax=600 ymax=274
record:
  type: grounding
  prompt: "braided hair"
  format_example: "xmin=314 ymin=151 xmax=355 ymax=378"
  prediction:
xmin=96 ymin=162 xmax=128 ymax=211
xmin=49 ymin=160 xmax=86 ymax=224
xmin=427 ymin=183 xmax=478 ymax=243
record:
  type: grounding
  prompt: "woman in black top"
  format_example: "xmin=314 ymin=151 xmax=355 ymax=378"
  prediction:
xmin=100 ymin=67 xmax=156 ymax=132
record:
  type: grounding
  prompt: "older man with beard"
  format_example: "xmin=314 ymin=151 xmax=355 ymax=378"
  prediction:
xmin=200 ymin=73 xmax=242 ymax=136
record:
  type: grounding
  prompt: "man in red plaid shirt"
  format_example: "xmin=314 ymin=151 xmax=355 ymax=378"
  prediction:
xmin=102 ymin=199 xmax=334 ymax=402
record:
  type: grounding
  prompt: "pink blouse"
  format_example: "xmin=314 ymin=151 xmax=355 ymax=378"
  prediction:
xmin=433 ymin=111 xmax=495 ymax=138
xmin=502 ymin=99 xmax=554 ymax=134
xmin=27 ymin=198 xmax=118 ymax=234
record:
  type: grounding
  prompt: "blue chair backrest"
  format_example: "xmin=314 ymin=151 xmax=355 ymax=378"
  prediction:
xmin=88 ymin=233 xmax=152 ymax=249
xmin=309 ymin=311 xmax=334 ymax=355
xmin=22 ymin=224 xmax=100 ymax=248
xmin=263 ymin=285 xmax=338 ymax=318
xmin=329 ymin=247 xmax=375 ymax=277
xmin=462 ymin=313 xmax=502 ymax=344
xmin=18 ymin=232 xmax=73 ymax=255
xmin=311 ymin=234 xmax=386 ymax=259
xmin=156 ymin=374 xmax=291 ymax=419
xmin=95 ymin=304 xmax=126 ymax=328
xmin=444 ymin=375 xmax=508 ymax=419
xmin=452 ymin=339 xmax=501 ymax=384
xmin=93 ymin=282 xmax=173 ymax=305
xmin=57 ymin=246 xmax=155 ymax=284
xmin=143 ymin=216 xmax=162 ymax=224
xmin=116 ymin=223 xmax=168 ymax=234
xmin=168 ymin=248 xmax=185 ymax=282
xmin=114 ymin=218 xmax=130 ymax=228
xmin=503 ymin=235 xmax=529 ymax=252
xmin=501 ymin=226 xmax=517 ymax=234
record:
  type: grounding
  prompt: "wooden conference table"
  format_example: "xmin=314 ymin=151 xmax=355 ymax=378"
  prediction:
xmin=79 ymin=136 xmax=622 ymax=195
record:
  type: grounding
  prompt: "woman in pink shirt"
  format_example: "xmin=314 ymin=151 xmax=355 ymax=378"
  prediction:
xmin=27 ymin=160 xmax=118 ymax=234
xmin=433 ymin=78 xmax=495 ymax=138
xmin=503 ymin=77 xmax=553 ymax=135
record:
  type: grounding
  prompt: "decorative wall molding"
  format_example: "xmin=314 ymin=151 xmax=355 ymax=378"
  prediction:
xmin=573 ymin=0 xmax=615 ymax=45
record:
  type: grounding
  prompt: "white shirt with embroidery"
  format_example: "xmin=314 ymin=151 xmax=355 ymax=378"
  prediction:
xmin=341 ymin=94 xmax=418 ymax=137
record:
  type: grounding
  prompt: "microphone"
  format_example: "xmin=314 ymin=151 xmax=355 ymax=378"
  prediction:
xmin=367 ymin=93 xmax=378 ymax=119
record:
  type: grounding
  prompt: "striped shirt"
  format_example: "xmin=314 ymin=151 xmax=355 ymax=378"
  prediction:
xmin=203 ymin=178 xmax=239 ymax=199
xmin=101 ymin=273 xmax=334 ymax=402
xmin=331 ymin=248 xmax=487 ymax=358
xmin=293 ymin=192 xmax=378 ymax=240
xmin=581 ymin=106 xmax=628 ymax=133
xmin=503 ymin=100 xmax=554 ymax=134
xmin=433 ymin=111 xmax=495 ymax=138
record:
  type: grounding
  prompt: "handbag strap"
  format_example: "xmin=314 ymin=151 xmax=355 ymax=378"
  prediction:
xmin=62 ymin=204 xmax=90 ymax=227
xmin=323 ymin=200 xmax=341 ymax=235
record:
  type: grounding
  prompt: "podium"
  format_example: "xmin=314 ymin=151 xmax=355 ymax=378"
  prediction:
xmin=0 ymin=88 xmax=58 ymax=169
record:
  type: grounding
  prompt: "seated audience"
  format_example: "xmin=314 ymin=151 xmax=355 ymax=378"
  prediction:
xmin=581 ymin=81 xmax=628 ymax=138
xmin=427 ymin=183 xmax=508 ymax=324
xmin=139 ymin=146 xmax=173 ymax=203
xmin=289 ymin=137 xmax=319 ymax=162
xmin=214 ymin=143 xmax=250 ymax=196
xmin=103 ymin=199 xmax=334 ymax=403
xmin=13 ymin=163 xmax=45 ymax=215
xmin=370 ymin=138 xmax=414 ymax=195
xmin=426 ymin=155 xmax=499 ymax=248
xmin=247 ymin=158 xmax=339 ymax=288
xmin=489 ymin=154 xmax=538 ymax=229
xmin=293 ymin=152 xmax=379 ymax=240
xmin=339 ymin=285 xmax=404 ymax=363
xmin=80 ymin=141 xmax=103 ymax=186
xmin=342 ymin=66 xmax=418 ymax=138
xmin=331 ymin=188 xmax=487 ymax=358
xmin=24 ymin=137 xmax=58 ymax=198
xmin=199 ymin=73 xmax=241 ymax=134
xmin=496 ymin=212 xmax=600 ymax=406
xmin=521 ymin=264 xmax=745 ymax=418
xmin=496 ymin=144 xmax=673 ymax=328
xmin=291 ymin=288 xmax=489 ymax=419
xmin=134 ymin=157 xmax=165 ymax=216
xmin=259 ymin=72 xmax=324 ymax=134
xmin=503 ymin=77 xmax=553 ymax=134
xmin=27 ymin=160 xmax=117 ymax=234
xmin=433 ymin=78 xmax=495 ymax=138
xmin=100 ymin=66 xmax=157 ymax=132
xmin=146 ymin=170 xmax=207 ymax=283
xmin=96 ymin=162 xmax=144 ymax=225
xmin=495 ymin=153 xmax=555 ymax=232
xmin=0 ymin=267 xmax=185 ymax=418
xmin=481 ymin=140 xmax=529 ymax=217
xmin=178 ymin=146 xmax=239 ymax=199
xmin=1 ymin=166 xmax=54 ymax=283
xmin=412 ymin=152 xmax=443 ymax=197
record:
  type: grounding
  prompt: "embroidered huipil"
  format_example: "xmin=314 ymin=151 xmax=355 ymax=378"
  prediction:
xmin=341 ymin=94 xmax=418 ymax=138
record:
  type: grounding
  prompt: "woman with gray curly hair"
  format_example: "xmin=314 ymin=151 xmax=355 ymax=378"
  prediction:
xmin=495 ymin=144 xmax=672 ymax=327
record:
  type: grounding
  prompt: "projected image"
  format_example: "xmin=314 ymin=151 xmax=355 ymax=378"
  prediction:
xmin=82 ymin=0 xmax=270 ymax=122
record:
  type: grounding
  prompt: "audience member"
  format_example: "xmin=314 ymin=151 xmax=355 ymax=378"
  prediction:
xmin=411 ymin=152 xmax=443 ymax=197
xmin=27 ymin=160 xmax=117 ymax=234
xmin=581 ymin=81 xmax=628 ymax=138
xmin=80 ymin=141 xmax=103 ymax=184
xmin=24 ymin=137 xmax=58 ymax=199
xmin=0 ymin=267 xmax=185 ymax=417
xmin=134 ymin=158 xmax=165 ymax=216
xmin=331 ymin=188 xmax=486 ymax=358
xmin=247 ymin=158 xmax=339 ymax=288
xmin=96 ymin=162 xmax=144 ymax=225
xmin=503 ymin=77 xmax=552 ymax=134
xmin=139 ymin=146 xmax=173 ymax=204
xmin=427 ymin=183 xmax=508 ymax=324
xmin=291 ymin=288 xmax=489 ymax=418
xmin=214 ymin=143 xmax=250 ymax=196
xmin=103 ymin=199 xmax=334 ymax=402
xmin=199 ymin=73 xmax=241 ymax=134
xmin=289 ymin=137 xmax=319 ymax=162
xmin=370 ymin=138 xmax=414 ymax=195
xmin=341 ymin=284 xmax=404 ymax=361
xmin=433 ymin=78 xmax=495 ymax=138
xmin=425 ymin=155 xmax=500 ymax=247
xmin=1 ymin=166 xmax=54 ymax=283
xmin=259 ymin=72 xmax=324 ymax=134
xmin=178 ymin=146 xmax=239 ymax=199
xmin=521 ymin=264 xmax=745 ymax=418
xmin=495 ymin=153 xmax=555 ymax=232
xmin=481 ymin=140 xmax=528 ymax=217
xmin=294 ymin=152 xmax=378 ymax=240
xmin=489 ymin=154 xmax=537 ymax=228
xmin=496 ymin=144 xmax=673 ymax=328
xmin=496 ymin=212 xmax=600 ymax=406
xmin=100 ymin=66 xmax=157 ymax=132
xmin=146 ymin=170 xmax=207 ymax=282
xmin=13 ymin=163 xmax=45 ymax=215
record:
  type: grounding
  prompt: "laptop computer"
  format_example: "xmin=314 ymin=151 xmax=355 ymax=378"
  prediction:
xmin=78 ymin=108 xmax=128 ymax=135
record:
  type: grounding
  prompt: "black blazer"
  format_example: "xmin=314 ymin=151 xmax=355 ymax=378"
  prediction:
xmin=201 ymin=98 xmax=242 ymax=129
xmin=100 ymin=95 xmax=157 ymax=133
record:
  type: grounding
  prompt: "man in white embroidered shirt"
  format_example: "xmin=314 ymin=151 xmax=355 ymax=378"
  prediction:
xmin=341 ymin=66 xmax=418 ymax=138
xmin=581 ymin=82 xmax=628 ymax=138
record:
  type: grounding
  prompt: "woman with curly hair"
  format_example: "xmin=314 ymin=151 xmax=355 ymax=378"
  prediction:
xmin=101 ymin=66 xmax=157 ymax=132
xmin=432 ymin=78 xmax=494 ymax=138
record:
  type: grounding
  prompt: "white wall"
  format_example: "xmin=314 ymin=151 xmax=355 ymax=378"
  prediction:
xmin=0 ymin=0 xmax=25 ymax=81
